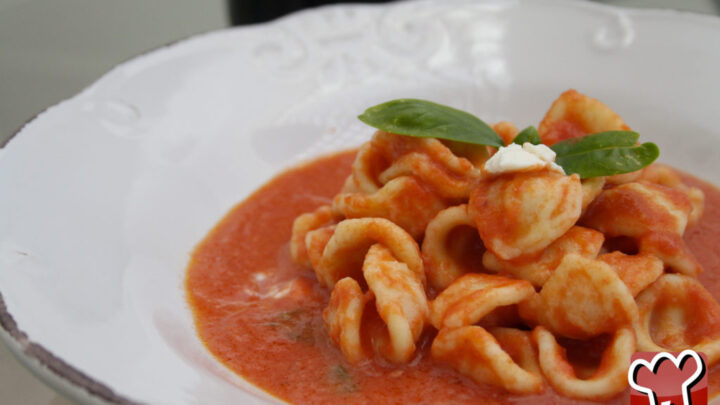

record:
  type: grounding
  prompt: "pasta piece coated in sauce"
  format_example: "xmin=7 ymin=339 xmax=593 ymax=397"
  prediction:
xmin=483 ymin=226 xmax=604 ymax=287
xmin=431 ymin=326 xmax=544 ymax=394
xmin=307 ymin=217 xmax=424 ymax=289
xmin=422 ymin=204 xmax=480 ymax=291
xmin=635 ymin=274 xmax=720 ymax=366
xmin=519 ymin=253 xmax=638 ymax=339
xmin=533 ymin=326 xmax=635 ymax=401
xmin=469 ymin=170 xmax=583 ymax=260
xmin=430 ymin=273 xmax=535 ymax=330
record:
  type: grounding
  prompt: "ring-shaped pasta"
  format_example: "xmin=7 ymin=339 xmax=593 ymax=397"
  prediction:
xmin=305 ymin=225 xmax=335 ymax=270
xmin=430 ymin=273 xmax=535 ymax=329
xmin=323 ymin=244 xmax=429 ymax=364
xmin=634 ymin=274 xmax=720 ymax=366
xmin=347 ymin=131 xmax=483 ymax=198
xmin=332 ymin=176 xmax=446 ymax=239
xmin=378 ymin=152 xmax=480 ymax=199
xmin=310 ymin=217 xmax=424 ymax=289
xmin=422 ymin=204 xmax=480 ymax=290
xmin=431 ymin=326 xmax=544 ymax=394
xmin=533 ymin=326 xmax=635 ymax=401
xmin=483 ymin=226 xmax=604 ymax=287
xmin=323 ymin=277 xmax=371 ymax=363
xmin=372 ymin=131 xmax=480 ymax=177
xmin=347 ymin=141 xmax=383 ymax=193
xmin=519 ymin=253 xmax=638 ymax=339
xmin=363 ymin=244 xmax=429 ymax=363
xmin=290 ymin=205 xmax=335 ymax=268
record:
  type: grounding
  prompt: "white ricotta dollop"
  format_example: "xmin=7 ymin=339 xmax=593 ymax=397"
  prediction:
xmin=484 ymin=142 xmax=565 ymax=176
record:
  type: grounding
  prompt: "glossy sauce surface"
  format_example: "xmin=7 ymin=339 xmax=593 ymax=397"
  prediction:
xmin=186 ymin=151 xmax=719 ymax=404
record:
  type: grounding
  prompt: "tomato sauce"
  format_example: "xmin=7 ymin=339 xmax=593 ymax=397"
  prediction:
xmin=186 ymin=151 xmax=720 ymax=404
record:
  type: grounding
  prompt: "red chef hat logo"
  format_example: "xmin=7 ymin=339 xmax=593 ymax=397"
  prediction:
xmin=628 ymin=350 xmax=707 ymax=405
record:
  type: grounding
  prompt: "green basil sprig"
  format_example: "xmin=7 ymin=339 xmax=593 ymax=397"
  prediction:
xmin=551 ymin=131 xmax=659 ymax=178
xmin=358 ymin=99 xmax=504 ymax=148
xmin=358 ymin=99 xmax=659 ymax=179
xmin=512 ymin=126 xmax=541 ymax=145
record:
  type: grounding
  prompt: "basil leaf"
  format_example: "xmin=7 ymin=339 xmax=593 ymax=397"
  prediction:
xmin=358 ymin=99 xmax=504 ymax=148
xmin=551 ymin=131 xmax=639 ymax=156
xmin=555 ymin=142 xmax=659 ymax=179
xmin=512 ymin=126 xmax=541 ymax=145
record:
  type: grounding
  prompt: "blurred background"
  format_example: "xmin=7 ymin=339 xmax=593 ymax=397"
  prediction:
xmin=1 ymin=0 xmax=720 ymax=147
xmin=0 ymin=0 xmax=718 ymax=404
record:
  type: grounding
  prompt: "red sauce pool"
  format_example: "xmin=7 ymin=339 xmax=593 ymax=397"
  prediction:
xmin=186 ymin=151 xmax=720 ymax=404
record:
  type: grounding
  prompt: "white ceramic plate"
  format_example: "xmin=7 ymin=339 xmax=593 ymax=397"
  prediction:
xmin=1 ymin=0 xmax=719 ymax=404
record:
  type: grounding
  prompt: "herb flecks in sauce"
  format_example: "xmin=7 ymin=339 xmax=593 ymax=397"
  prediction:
xmin=266 ymin=308 xmax=317 ymax=345
xmin=328 ymin=365 xmax=359 ymax=393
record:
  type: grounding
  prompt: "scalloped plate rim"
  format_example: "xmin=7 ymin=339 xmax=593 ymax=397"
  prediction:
xmin=1 ymin=0 xmax=719 ymax=404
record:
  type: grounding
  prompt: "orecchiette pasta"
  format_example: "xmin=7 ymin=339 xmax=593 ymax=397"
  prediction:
xmin=324 ymin=242 xmax=429 ymax=364
xmin=363 ymin=244 xmax=429 ymax=363
xmin=305 ymin=225 xmax=335 ymax=270
xmin=422 ymin=204 xmax=481 ymax=291
xmin=290 ymin=205 xmax=335 ymax=268
xmin=687 ymin=187 xmax=706 ymax=227
xmin=641 ymin=164 xmax=705 ymax=226
xmin=597 ymin=251 xmax=663 ymax=296
xmin=581 ymin=177 xmax=606 ymax=213
xmin=323 ymin=277 xmax=370 ymax=363
xmin=345 ymin=131 xmax=484 ymax=200
xmin=431 ymin=326 xmax=544 ymax=394
xmin=345 ymin=141 xmax=383 ymax=193
xmin=469 ymin=171 xmax=583 ymax=260
xmin=483 ymin=226 xmax=604 ymax=287
xmin=280 ymin=90 xmax=720 ymax=401
xmin=430 ymin=273 xmax=535 ymax=330
xmin=491 ymin=121 xmax=519 ymax=146
xmin=333 ymin=176 xmax=446 ymax=239
xmin=442 ymin=138 xmax=491 ymax=167
xmin=637 ymin=231 xmax=702 ymax=276
xmin=519 ymin=253 xmax=638 ymax=339
xmin=533 ymin=326 xmax=636 ymax=401
xmin=489 ymin=327 xmax=542 ymax=378
xmin=538 ymin=89 xmax=630 ymax=146
xmin=372 ymin=131 xmax=478 ymax=176
xmin=582 ymin=182 xmax=692 ymax=238
xmin=307 ymin=217 xmax=423 ymax=289
xmin=634 ymin=274 xmax=720 ymax=366
xmin=583 ymin=181 xmax=702 ymax=275
xmin=377 ymin=152 xmax=479 ymax=200
xmin=538 ymin=89 xmax=644 ymax=186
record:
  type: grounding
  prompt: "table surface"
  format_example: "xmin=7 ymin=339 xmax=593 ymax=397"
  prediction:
xmin=0 ymin=0 xmax=718 ymax=404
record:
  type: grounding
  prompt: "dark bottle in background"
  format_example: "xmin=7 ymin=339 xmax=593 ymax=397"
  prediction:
xmin=228 ymin=0 xmax=395 ymax=25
